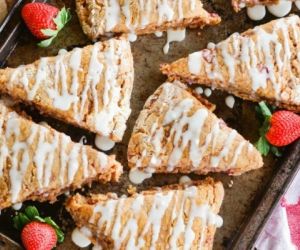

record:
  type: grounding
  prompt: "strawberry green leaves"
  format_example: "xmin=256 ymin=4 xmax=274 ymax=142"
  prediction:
xmin=255 ymin=102 xmax=281 ymax=157
xmin=38 ymin=7 xmax=71 ymax=48
xmin=13 ymin=206 xmax=64 ymax=243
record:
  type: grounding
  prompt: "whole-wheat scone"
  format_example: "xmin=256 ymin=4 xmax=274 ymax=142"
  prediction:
xmin=66 ymin=178 xmax=224 ymax=250
xmin=0 ymin=37 xmax=134 ymax=142
xmin=161 ymin=15 xmax=300 ymax=112
xmin=127 ymin=82 xmax=263 ymax=177
xmin=76 ymin=0 xmax=221 ymax=40
xmin=232 ymin=0 xmax=278 ymax=11
xmin=0 ymin=102 xmax=123 ymax=210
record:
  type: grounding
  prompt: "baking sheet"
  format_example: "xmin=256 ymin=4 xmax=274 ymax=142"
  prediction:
xmin=0 ymin=0 xmax=300 ymax=249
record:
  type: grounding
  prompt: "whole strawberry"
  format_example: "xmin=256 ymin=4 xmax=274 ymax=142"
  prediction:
xmin=21 ymin=3 xmax=71 ymax=47
xmin=21 ymin=222 xmax=57 ymax=250
xmin=13 ymin=206 xmax=64 ymax=250
xmin=266 ymin=111 xmax=300 ymax=147
xmin=255 ymin=102 xmax=300 ymax=156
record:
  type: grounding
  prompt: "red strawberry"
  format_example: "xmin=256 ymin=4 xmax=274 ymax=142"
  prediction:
xmin=21 ymin=3 xmax=71 ymax=47
xmin=255 ymin=102 xmax=300 ymax=156
xmin=21 ymin=222 xmax=57 ymax=250
xmin=13 ymin=206 xmax=65 ymax=250
xmin=21 ymin=3 xmax=59 ymax=39
xmin=266 ymin=111 xmax=300 ymax=147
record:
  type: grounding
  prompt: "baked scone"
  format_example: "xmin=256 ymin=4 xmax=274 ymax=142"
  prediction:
xmin=232 ymin=0 xmax=278 ymax=11
xmin=128 ymin=82 xmax=263 ymax=179
xmin=0 ymin=102 xmax=123 ymax=210
xmin=0 ymin=0 xmax=8 ymax=22
xmin=0 ymin=37 xmax=134 ymax=142
xmin=161 ymin=15 xmax=300 ymax=112
xmin=66 ymin=178 xmax=224 ymax=250
xmin=76 ymin=0 xmax=221 ymax=40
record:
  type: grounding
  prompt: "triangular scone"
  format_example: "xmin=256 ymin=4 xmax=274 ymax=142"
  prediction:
xmin=161 ymin=15 xmax=300 ymax=112
xmin=127 ymin=82 xmax=263 ymax=178
xmin=76 ymin=0 xmax=221 ymax=40
xmin=0 ymin=102 xmax=123 ymax=210
xmin=0 ymin=37 xmax=134 ymax=141
xmin=232 ymin=0 xmax=277 ymax=11
xmin=66 ymin=178 xmax=224 ymax=250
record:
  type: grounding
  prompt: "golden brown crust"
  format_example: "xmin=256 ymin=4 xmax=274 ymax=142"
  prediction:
xmin=231 ymin=0 xmax=278 ymax=12
xmin=127 ymin=82 xmax=263 ymax=176
xmin=161 ymin=16 xmax=300 ymax=112
xmin=0 ymin=102 xmax=123 ymax=210
xmin=76 ymin=0 xmax=221 ymax=40
xmin=0 ymin=37 xmax=134 ymax=141
xmin=66 ymin=178 xmax=224 ymax=250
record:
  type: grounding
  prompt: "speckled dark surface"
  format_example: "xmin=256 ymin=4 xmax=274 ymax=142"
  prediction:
xmin=0 ymin=0 xmax=299 ymax=249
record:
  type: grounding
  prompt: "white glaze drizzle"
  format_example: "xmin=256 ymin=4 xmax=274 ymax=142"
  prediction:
xmin=187 ymin=15 xmax=300 ymax=105
xmin=99 ymin=0 xmax=197 ymax=37
xmin=163 ymin=28 xmax=186 ymax=54
xmin=88 ymin=185 xmax=222 ymax=249
xmin=133 ymin=83 xmax=245 ymax=174
xmin=0 ymin=104 xmax=111 ymax=206
xmin=8 ymin=39 xmax=131 ymax=139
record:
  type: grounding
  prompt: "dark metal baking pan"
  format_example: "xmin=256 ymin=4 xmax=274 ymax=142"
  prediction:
xmin=0 ymin=0 xmax=299 ymax=249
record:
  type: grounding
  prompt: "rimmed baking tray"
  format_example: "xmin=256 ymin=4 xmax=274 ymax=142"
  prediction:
xmin=0 ymin=0 xmax=299 ymax=249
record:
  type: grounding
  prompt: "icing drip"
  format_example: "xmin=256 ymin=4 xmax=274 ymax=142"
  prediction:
xmin=129 ymin=168 xmax=152 ymax=184
xmin=225 ymin=95 xmax=235 ymax=109
xmin=95 ymin=135 xmax=115 ymax=151
xmin=89 ymin=185 xmax=223 ymax=249
xmin=247 ymin=5 xmax=266 ymax=21
xmin=163 ymin=28 xmax=186 ymax=54
xmin=244 ymin=0 xmax=296 ymax=20
xmin=71 ymin=227 xmax=92 ymax=248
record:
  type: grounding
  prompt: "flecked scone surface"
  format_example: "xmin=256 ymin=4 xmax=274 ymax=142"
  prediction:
xmin=128 ymin=82 xmax=263 ymax=176
xmin=0 ymin=37 xmax=134 ymax=141
xmin=161 ymin=15 xmax=300 ymax=112
xmin=0 ymin=102 xmax=123 ymax=210
xmin=76 ymin=0 xmax=221 ymax=40
xmin=66 ymin=178 xmax=224 ymax=250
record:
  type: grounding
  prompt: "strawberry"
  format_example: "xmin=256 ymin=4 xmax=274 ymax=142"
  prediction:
xmin=266 ymin=111 xmax=300 ymax=147
xmin=13 ymin=206 xmax=64 ymax=250
xmin=21 ymin=222 xmax=57 ymax=250
xmin=21 ymin=3 xmax=71 ymax=47
xmin=255 ymin=102 xmax=300 ymax=156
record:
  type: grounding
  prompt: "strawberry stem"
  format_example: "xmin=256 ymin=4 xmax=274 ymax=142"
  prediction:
xmin=38 ymin=7 xmax=71 ymax=48
xmin=255 ymin=102 xmax=282 ymax=157
xmin=13 ymin=206 xmax=65 ymax=243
